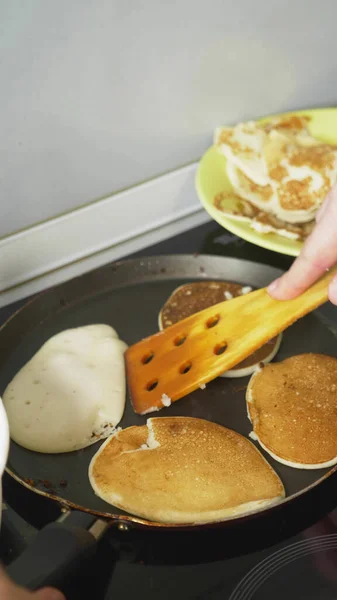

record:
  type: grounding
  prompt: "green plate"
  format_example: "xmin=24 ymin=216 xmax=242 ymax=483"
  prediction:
xmin=195 ymin=107 xmax=337 ymax=257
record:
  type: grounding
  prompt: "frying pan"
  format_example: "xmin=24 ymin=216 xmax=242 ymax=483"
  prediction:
xmin=2 ymin=254 xmax=337 ymax=591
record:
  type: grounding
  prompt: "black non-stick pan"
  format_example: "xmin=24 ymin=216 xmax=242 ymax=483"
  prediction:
xmin=3 ymin=254 xmax=337 ymax=590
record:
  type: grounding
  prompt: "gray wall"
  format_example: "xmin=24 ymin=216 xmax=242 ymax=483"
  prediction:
xmin=1 ymin=0 xmax=337 ymax=237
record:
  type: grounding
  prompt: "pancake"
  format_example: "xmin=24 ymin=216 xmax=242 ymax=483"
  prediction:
xmin=247 ymin=354 xmax=337 ymax=469
xmin=214 ymin=115 xmax=321 ymax=187
xmin=226 ymin=157 xmax=334 ymax=224
xmin=214 ymin=193 xmax=315 ymax=241
xmin=3 ymin=324 xmax=127 ymax=453
xmin=89 ymin=417 xmax=285 ymax=524
xmin=214 ymin=114 xmax=337 ymax=226
xmin=159 ymin=282 xmax=282 ymax=377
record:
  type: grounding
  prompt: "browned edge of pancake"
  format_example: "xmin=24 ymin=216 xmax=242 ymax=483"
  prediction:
xmin=89 ymin=417 xmax=285 ymax=523
xmin=214 ymin=194 xmax=315 ymax=242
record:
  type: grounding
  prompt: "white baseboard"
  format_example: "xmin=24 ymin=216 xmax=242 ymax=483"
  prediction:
xmin=0 ymin=163 xmax=211 ymax=308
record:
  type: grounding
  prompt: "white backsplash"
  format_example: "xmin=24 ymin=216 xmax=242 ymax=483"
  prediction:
xmin=1 ymin=0 xmax=337 ymax=238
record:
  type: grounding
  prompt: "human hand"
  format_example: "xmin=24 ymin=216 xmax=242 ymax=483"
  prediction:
xmin=267 ymin=184 xmax=337 ymax=305
xmin=0 ymin=566 xmax=65 ymax=600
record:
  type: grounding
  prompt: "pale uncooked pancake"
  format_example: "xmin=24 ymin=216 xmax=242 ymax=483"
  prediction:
xmin=89 ymin=417 xmax=285 ymax=523
xmin=214 ymin=115 xmax=337 ymax=225
xmin=247 ymin=354 xmax=337 ymax=469
xmin=159 ymin=282 xmax=282 ymax=378
xmin=3 ymin=324 xmax=128 ymax=453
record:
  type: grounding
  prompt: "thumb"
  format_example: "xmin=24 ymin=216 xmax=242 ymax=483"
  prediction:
xmin=267 ymin=184 xmax=337 ymax=302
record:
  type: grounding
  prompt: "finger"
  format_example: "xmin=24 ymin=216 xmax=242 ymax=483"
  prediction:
xmin=0 ymin=566 xmax=65 ymax=600
xmin=34 ymin=587 xmax=65 ymax=600
xmin=268 ymin=186 xmax=337 ymax=300
xmin=0 ymin=567 xmax=27 ymax=598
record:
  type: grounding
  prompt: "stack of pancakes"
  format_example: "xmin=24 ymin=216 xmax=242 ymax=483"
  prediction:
xmin=214 ymin=115 xmax=337 ymax=240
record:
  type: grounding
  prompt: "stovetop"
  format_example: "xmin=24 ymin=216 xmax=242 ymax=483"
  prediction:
xmin=2 ymin=220 xmax=337 ymax=599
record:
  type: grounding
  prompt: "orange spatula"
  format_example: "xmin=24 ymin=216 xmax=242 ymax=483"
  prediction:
xmin=125 ymin=265 xmax=337 ymax=415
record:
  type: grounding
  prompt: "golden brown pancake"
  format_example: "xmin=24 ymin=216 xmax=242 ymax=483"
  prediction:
xmin=247 ymin=354 xmax=337 ymax=469
xmin=89 ymin=417 xmax=285 ymax=523
xmin=214 ymin=114 xmax=337 ymax=228
xmin=226 ymin=147 xmax=336 ymax=223
xmin=159 ymin=282 xmax=282 ymax=377
xmin=214 ymin=116 xmax=316 ymax=188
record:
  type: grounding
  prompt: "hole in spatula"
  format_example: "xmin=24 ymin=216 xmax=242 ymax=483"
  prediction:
xmin=174 ymin=334 xmax=187 ymax=346
xmin=206 ymin=314 xmax=220 ymax=328
xmin=146 ymin=379 xmax=158 ymax=391
xmin=214 ymin=342 xmax=227 ymax=355
xmin=142 ymin=351 xmax=154 ymax=364
xmin=180 ymin=361 xmax=192 ymax=374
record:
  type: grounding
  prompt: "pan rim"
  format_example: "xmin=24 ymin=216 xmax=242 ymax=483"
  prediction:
xmin=2 ymin=253 xmax=337 ymax=530
xmin=6 ymin=462 xmax=337 ymax=530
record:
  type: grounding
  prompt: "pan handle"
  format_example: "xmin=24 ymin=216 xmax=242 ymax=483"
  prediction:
xmin=6 ymin=510 xmax=108 ymax=591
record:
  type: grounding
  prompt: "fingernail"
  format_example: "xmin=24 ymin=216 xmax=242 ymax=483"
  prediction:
xmin=267 ymin=278 xmax=280 ymax=294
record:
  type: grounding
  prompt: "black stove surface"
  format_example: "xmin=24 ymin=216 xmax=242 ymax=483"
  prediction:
xmin=2 ymin=220 xmax=337 ymax=600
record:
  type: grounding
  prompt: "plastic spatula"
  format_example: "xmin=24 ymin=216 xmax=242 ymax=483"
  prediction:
xmin=125 ymin=265 xmax=337 ymax=415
